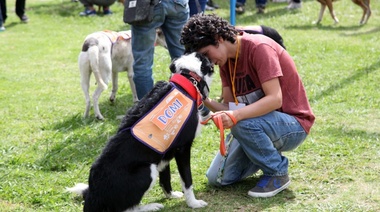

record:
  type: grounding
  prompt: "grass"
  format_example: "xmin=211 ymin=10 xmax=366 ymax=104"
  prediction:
xmin=0 ymin=0 xmax=379 ymax=211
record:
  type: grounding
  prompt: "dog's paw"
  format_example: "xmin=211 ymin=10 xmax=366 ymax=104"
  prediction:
xmin=168 ymin=191 xmax=183 ymax=199
xmin=95 ymin=115 xmax=105 ymax=121
xmin=138 ymin=203 xmax=164 ymax=211
xmin=187 ymin=199 xmax=208 ymax=208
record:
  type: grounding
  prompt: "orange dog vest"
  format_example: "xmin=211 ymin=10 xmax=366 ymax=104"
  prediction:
xmin=131 ymin=85 xmax=194 ymax=154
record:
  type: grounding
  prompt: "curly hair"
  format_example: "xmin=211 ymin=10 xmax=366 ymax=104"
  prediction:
xmin=180 ymin=14 xmax=238 ymax=53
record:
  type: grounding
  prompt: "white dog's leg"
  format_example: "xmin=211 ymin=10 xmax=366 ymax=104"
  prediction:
xmin=110 ymin=70 xmax=118 ymax=103
xmin=93 ymin=86 xmax=105 ymax=120
xmin=127 ymin=65 xmax=139 ymax=103
xmin=180 ymin=179 xmax=207 ymax=208
xmin=93 ymin=50 xmax=112 ymax=120
xmin=79 ymin=52 xmax=92 ymax=118
xmin=316 ymin=4 xmax=326 ymax=24
xmin=125 ymin=203 xmax=164 ymax=212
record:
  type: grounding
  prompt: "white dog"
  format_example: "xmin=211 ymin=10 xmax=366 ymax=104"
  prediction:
xmin=79 ymin=29 xmax=166 ymax=120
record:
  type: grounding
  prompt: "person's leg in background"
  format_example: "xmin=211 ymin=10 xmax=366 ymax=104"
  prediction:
xmin=78 ymin=0 xmax=96 ymax=16
xmin=206 ymin=0 xmax=219 ymax=10
xmin=131 ymin=0 xmax=189 ymax=100
xmin=189 ymin=0 xmax=207 ymax=16
xmin=15 ymin=0 xmax=28 ymax=22
xmin=255 ymin=0 xmax=267 ymax=14
xmin=0 ymin=0 xmax=7 ymax=23
xmin=131 ymin=24 xmax=158 ymax=99
xmin=0 ymin=1 xmax=5 ymax=31
xmin=287 ymin=0 xmax=301 ymax=9
xmin=235 ymin=0 xmax=246 ymax=14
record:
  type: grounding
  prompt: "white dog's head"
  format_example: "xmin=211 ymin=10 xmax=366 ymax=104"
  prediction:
xmin=169 ymin=52 xmax=214 ymax=100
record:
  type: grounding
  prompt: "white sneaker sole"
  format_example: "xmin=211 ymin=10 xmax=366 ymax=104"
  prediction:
xmin=248 ymin=180 xmax=291 ymax=198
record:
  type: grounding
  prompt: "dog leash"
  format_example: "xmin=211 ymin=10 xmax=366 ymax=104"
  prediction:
xmin=201 ymin=111 xmax=237 ymax=156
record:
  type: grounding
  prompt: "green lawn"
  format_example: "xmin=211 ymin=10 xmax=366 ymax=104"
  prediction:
xmin=0 ymin=0 xmax=379 ymax=211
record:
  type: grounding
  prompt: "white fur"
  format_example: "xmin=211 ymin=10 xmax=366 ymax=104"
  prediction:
xmin=172 ymin=52 xmax=213 ymax=91
xmin=65 ymin=183 xmax=88 ymax=195
xmin=80 ymin=29 xmax=167 ymax=120
xmin=180 ymin=178 xmax=208 ymax=208
xmin=157 ymin=160 xmax=184 ymax=199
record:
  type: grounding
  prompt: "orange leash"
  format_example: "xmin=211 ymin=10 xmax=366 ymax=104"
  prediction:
xmin=201 ymin=111 xmax=237 ymax=156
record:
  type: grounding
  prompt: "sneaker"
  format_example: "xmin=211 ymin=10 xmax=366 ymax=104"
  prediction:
xmin=0 ymin=26 xmax=5 ymax=31
xmin=103 ymin=9 xmax=113 ymax=15
xmin=79 ymin=9 xmax=96 ymax=16
xmin=248 ymin=175 xmax=290 ymax=198
xmin=287 ymin=2 xmax=301 ymax=9
xmin=205 ymin=5 xmax=215 ymax=11
xmin=207 ymin=0 xmax=220 ymax=9
xmin=257 ymin=7 xmax=265 ymax=14
xmin=20 ymin=15 xmax=29 ymax=23
xmin=235 ymin=3 xmax=245 ymax=14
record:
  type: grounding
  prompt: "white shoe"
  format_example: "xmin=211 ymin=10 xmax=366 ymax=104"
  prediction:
xmin=0 ymin=26 xmax=5 ymax=31
xmin=287 ymin=2 xmax=301 ymax=9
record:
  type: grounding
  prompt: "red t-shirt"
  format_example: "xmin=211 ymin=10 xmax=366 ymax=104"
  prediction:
xmin=220 ymin=33 xmax=315 ymax=133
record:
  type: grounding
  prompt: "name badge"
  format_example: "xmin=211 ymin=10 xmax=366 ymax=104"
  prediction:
xmin=229 ymin=102 xmax=246 ymax=110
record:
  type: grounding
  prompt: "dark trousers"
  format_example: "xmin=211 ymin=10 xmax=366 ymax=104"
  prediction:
xmin=0 ymin=0 xmax=26 ymax=21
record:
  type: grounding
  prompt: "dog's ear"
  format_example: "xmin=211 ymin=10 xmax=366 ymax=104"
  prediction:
xmin=169 ymin=58 xmax=178 ymax=73
xmin=196 ymin=53 xmax=214 ymax=77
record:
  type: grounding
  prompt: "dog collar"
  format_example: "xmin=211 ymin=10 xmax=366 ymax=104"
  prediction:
xmin=170 ymin=74 xmax=198 ymax=101
xmin=172 ymin=69 xmax=210 ymax=101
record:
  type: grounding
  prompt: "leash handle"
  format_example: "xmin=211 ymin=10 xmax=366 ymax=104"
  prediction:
xmin=201 ymin=111 xmax=237 ymax=156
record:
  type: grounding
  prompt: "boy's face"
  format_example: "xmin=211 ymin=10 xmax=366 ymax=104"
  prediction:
xmin=198 ymin=38 xmax=228 ymax=67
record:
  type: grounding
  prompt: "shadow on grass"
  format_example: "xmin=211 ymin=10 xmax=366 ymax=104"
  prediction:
xmin=36 ymin=93 xmax=135 ymax=172
xmin=309 ymin=60 xmax=380 ymax=102
xmin=27 ymin=1 xmax=81 ymax=17
xmin=160 ymin=177 xmax=296 ymax=211
xmin=285 ymin=23 xmax=363 ymax=31
xmin=340 ymin=26 xmax=380 ymax=36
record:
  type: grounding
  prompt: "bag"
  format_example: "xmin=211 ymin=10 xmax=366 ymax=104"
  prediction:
xmin=123 ymin=0 xmax=159 ymax=25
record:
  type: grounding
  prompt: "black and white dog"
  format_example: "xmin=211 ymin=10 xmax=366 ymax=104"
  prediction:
xmin=67 ymin=52 xmax=214 ymax=211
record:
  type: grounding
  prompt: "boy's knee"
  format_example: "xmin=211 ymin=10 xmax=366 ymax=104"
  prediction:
xmin=206 ymin=170 xmax=223 ymax=187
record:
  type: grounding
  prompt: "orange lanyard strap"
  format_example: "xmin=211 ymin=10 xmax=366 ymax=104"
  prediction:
xmin=201 ymin=111 xmax=237 ymax=156
xmin=228 ymin=37 xmax=240 ymax=105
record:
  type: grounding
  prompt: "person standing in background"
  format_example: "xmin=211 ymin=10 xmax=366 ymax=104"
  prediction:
xmin=0 ymin=0 xmax=29 ymax=23
xmin=128 ymin=0 xmax=189 ymax=100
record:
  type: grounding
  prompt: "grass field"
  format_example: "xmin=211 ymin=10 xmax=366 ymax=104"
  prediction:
xmin=0 ymin=0 xmax=379 ymax=211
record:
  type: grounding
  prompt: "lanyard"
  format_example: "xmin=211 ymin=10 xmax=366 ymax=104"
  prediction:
xmin=228 ymin=37 xmax=240 ymax=105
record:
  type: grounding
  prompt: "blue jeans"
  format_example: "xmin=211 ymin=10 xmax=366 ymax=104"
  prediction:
xmin=188 ymin=0 xmax=207 ymax=16
xmin=131 ymin=0 xmax=189 ymax=99
xmin=207 ymin=111 xmax=307 ymax=186
xmin=236 ymin=0 xmax=267 ymax=8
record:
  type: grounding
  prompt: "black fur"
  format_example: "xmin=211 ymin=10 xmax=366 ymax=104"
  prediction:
xmin=239 ymin=25 xmax=286 ymax=49
xmin=74 ymin=53 xmax=213 ymax=212
xmin=82 ymin=37 xmax=99 ymax=52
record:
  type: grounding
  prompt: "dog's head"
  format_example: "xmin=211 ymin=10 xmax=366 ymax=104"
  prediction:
xmin=169 ymin=52 xmax=214 ymax=100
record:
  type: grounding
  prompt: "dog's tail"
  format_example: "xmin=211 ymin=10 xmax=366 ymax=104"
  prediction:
xmin=88 ymin=46 xmax=108 ymax=90
xmin=66 ymin=183 xmax=89 ymax=198
xmin=85 ymin=38 xmax=108 ymax=90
